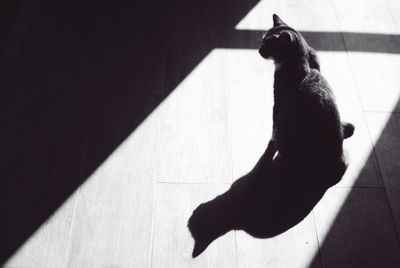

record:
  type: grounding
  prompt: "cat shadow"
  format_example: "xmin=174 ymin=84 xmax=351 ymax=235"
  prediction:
xmin=188 ymin=143 xmax=343 ymax=257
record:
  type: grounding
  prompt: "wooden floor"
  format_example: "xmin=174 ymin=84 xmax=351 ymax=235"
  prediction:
xmin=2 ymin=0 xmax=400 ymax=267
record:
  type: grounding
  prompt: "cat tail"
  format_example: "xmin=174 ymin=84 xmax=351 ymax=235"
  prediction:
xmin=342 ymin=122 xmax=355 ymax=139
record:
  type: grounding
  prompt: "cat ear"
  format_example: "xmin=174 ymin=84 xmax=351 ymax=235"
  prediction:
xmin=273 ymin=14 xmax=286 ymax=27
xmin=278 ymin=31 xmax=293 ymax=43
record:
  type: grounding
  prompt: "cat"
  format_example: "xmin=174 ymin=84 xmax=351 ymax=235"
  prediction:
xmin=188 ymin=14 xmax=355 ymax=258
xmin=259 ymin=14 xmax=354 ymax=182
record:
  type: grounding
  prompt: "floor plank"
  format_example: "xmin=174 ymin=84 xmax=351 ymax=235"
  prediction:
xmin=65 ymin=110 xmax=159 ymax=267
xmin=226 ymin=49 xmax=273 ymax=178
xmin=332 ymin=0 xmax=398 ymax=34
xmin=346 ymin=53 xmax=400 ymax=113
xmin=158 ymin=50 xmax=232 ymax=183
xmin=385 ymin=0 xmax=400 ymax=33
xmin=365 ymin=112 xmax=400 ymax=238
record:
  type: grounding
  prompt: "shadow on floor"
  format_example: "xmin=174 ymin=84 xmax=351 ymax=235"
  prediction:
xmin=1 ymin=0 xmax=400 ymax=265
xmin=309 ymin=99 xmax=400 ymax=268
xmin=188 ymin=99 xmax=400 ymax=267
xmin=0 ymin=0 xmax=261 ymax=264
xmin=188 ymin=135 xmax=350 ymax=258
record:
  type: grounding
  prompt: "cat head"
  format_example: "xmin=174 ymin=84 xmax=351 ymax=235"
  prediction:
xmin=259 ymin=14 xmax=319 ymax=69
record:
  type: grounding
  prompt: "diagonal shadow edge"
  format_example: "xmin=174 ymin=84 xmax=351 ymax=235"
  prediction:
xmin=309 ymin=100 xmax=400 ymax=267
xmin=0 ymin=0 xmax=264 ymax=264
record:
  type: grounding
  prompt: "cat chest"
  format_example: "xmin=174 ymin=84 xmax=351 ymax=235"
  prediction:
xmin=273 ymin=97 xmax=313 ymax=141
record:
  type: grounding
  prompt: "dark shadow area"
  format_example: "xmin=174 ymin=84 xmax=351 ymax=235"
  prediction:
xmin=0 ymin=0 xmax=262 ymax=264
xmin=188 ymin=99 xmax=400 ymax=265
xmin=1 ymin=0 xmax=400 ymax=265
xmin=308 ymin=99 xmax=400 ymax=268
xmin=0 ymin=0 xmax=24 ymax=54
xmin=188 ymin=129 xmax=352 ymax=259
xmin=228 ymin=30 xmax=400 ymax=54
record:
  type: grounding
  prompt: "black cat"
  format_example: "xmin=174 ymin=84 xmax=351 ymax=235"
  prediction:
xmin=259 ymin=14 xmax=354 ymax=182
xmin=188 ymin=14 xmax=355 ymax=258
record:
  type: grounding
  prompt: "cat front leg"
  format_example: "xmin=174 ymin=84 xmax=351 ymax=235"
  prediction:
xmin=265 ymin=128 xmax=278 ymax=161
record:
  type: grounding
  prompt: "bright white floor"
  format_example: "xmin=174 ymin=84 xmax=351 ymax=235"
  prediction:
xmin=5 ymin=0 xmax=400 ymax=267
